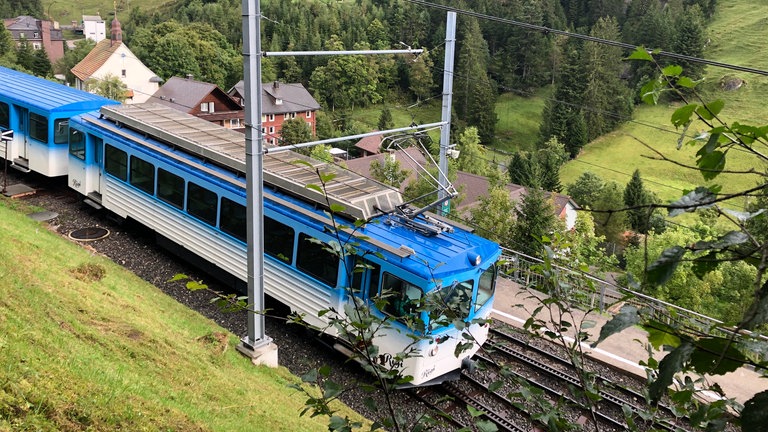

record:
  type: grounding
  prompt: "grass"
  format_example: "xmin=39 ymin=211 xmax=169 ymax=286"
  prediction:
xmin=44 ymin=0 xmax=171 ymax=24
xmin=0 ymin=198 xmax=366 ymax=431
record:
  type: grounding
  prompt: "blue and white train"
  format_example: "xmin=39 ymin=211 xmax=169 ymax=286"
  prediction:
xmin=0 ymin=66 xmax=501 ymax=386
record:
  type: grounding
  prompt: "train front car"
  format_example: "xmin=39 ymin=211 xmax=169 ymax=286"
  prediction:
xmin=67 ymin=103 xmax=500 ymax=388
xmin=0 ymin=66 xmax=118 ymax=177
xmin=351 ymin=212 xmax=501 ymax=387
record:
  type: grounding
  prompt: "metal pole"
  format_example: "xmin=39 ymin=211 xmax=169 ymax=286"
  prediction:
xmin=438 ymin=12 xmax=456 ymax=216
xmin=241 ymin=0 xmax=271 ymax=351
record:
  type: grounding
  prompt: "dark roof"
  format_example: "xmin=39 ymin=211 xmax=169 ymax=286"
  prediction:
xmin=3 ymin=16 xmax=64 ymax=41
xmin=354 ymin=133 xmax=383 ymax=155
xmin=229 ymin=81 xmax=321 ymax=115
xmin=148 ymin=76 xmax=242 ymax=113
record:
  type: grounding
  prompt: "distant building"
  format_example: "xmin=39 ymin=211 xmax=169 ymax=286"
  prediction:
xmin=149 ymin=75 xmax=244 ymax=130
xmin=81 ymin=15 xmax=106 ymax=43
xmin=71 ymin=15 xmax=161 ymax=103
xmin=3 ymin=15 xmax=65 ymax=62
xmin=228 ymin=81 xmax=321 ymax=145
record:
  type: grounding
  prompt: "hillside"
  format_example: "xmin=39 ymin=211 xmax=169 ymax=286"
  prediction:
xmin=0 ymin=198 xmax=364 ymax=431
xmin=560 ymin=0 xmax=768 ymax=203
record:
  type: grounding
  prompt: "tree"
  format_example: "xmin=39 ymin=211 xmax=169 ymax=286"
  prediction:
xmin=280 ymin=118 xmax=313 ymax=147
xmin=672 ymin=5 xmax=707 ymax=80
xmin=566 ymin=171 xmax=605 ymax=208
xmin=454 ymin=15 xmax=497 ymax=145
xmin=30 ymin=46 xmax=51 ymax=77
xmin=369 ymin=155 xmax=410 ymax=188
xmin=470 ymin=185 xmax=515 ymax=247
xmin=455 ymin=126 xmax=488 ymax=176
xmin=86 ymin=74 xmax=128 ymax=102
xmin=509 ymin=187 xmax=559 ymax=257
xmin=623 ymin=169 xmax=654 ymax=234
xmin=408 ymin=50 xmax=434 ymax=102
xmin=54 ymin=39 xmax=95 ymax=84
xmin=591 ymin=181 xmax=628 ymax=248
xmin=377 ymin=106 xmax=393 ymax=132
xmin=0 ymin=22 xmax=13 ymax=59
xmin=508 ymin=151 xmax=538 ymax=188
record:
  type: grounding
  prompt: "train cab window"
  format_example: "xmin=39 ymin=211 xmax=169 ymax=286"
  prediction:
xmin=54 ymin=119 xmax=69 ymax=144
xmin=129 ymin=156 xmax=155 ymax=195
xmin=0 ymin=102 xmax=8 ymax=129
xmin=220 ymin=197 xmax=246 ymax=242
xmin=475 ymin=264 xmax=497 ymax=312
xmin=351 ymin=257 xmax=380 ymax=299
xmin=104 ymin=144 xmax=128 ymax=181
xmin=296 ymin=233 xmax=338 ymax=287
xmin=264 ymin=217 xmax=294 ymax=264
xmin=381 ymin=273 xmax=423 ymax=320
xmin=187 ymin=182 xmax=217 ymax=226
xmin=68 ymin=128 xmax=85 ymax=160
xmin=29 ymin=112 xmax=48 ymax=142
xmin=157 ymin=168 xmax=184 ymax=209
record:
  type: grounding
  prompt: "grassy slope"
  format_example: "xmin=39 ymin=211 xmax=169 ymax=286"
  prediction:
xmin=0 ymin=199 xmax=364 ymax=431
xmin=44 ymin=0 xmax=166 ymax=24
xmin=560 ymin=0 xmax=768 ymax=204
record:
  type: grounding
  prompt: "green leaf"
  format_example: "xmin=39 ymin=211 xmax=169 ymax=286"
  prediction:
xmin=662 ymin=64 xmax=683 ymax=77
xmin=305 ymin=183 xmax=323 ymax=194
xmin=742 ymin=390 xmax=768 ymax=432
xmin=697 ymin=150 xmax=726 ymax=181
xmin=696 ymin=99 xmax=725 ymax=120
xmin=591 ymin=305 xmax=640 ymax=348
xmin=646 ymin=246 xmax=687 ymax=286
xmin=668 ymin=187 xmax=717 ymax=217
xmin=643 ymin=321 xmax=681 ymax=350
xmin=675 ymin=76 xmax=700 ymax=89
xmin=671 ymin=104 xmax=698 ymax=128
xmin=649 ymin=340 xmax=694 ymax=403
xmin=626 ymin=46 xmax=654 ymax=61
xmin=692 ymin=230 xmax=749 ymax=251
xmin=689 ymin=338 xmax=747 ymax=375
xmin=691 ymin=251 xmax=719 ymax=279
xmin=640 ymin=79 xmax=662 ymax=105
xmin=329 ymin=203 xmax=346 ymax=214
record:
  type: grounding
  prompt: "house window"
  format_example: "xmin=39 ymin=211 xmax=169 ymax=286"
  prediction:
xmin=306 ymin=111 xmax=312 ymax=118
xmin=33 ymin=32 xmax=39 ymax=38
xmin=200 ymin=103 xmax=208 ymax=112
xmin=261 ymin=114 xmax=266 ymax=122
xmin=121 ymin=69 xmax=126 ymax=77
xmin=208 ymin=102 xmax=215 ymax=113
xmin=229 ymin=118 xmax=241 ymax=128
xmin=268 ymin=126 xmax=274 ymax=134
xmin=32 ymin=43 xmax=41 ymax=50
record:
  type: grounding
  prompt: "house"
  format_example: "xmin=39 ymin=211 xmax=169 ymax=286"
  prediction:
xmin=345 ymin=148 xmax=579 ymax=230
xmin=354 ymin=132 xmax=384 ymax=156
xmin=70 ymin=15 xmax=162 ymax=103
xmin=81 ymin=15 xmax=106 ymax=43
xmin=3 ymin=16 xmax=65 ymax=63
xmin=228 ymin=81 xmax=321 ymax=145
xmin=148 ymin=75 xmax=244 ymax=130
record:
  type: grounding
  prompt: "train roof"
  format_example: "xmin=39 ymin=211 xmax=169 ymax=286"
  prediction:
xmin=86 ymin=103 xmax=500 ymax=278
xmin=0 ymin=66 xmax=118 ymax=113
xmin=100 ymin=103 xmax=404 ymax=221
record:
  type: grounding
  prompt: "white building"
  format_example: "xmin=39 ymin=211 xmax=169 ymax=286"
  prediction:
xmin=71 ymin=15 xmax=161 ymax=103
xmin=82 ymin=15 xmax=106 ymax=43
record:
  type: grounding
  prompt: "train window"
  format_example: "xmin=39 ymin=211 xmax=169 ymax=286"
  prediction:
xmin=475 ymin=264 xmax=497 ymax=312
xmin=187 ymin=182 xmax=217 ymax=226
xmin=68 ymin=128 xmax=85 ymax=160
xmin=129 ymin=156 xmax=155 ymax=195
xmin=54 ymin=119 xmax=69 ymax=144
xmin=381 ymin=273 xmax=423 ymax=321
xmin=220 ymin=197 xmax=246 ymax=242
xmin=29 ymin=112 xmax=48 ymax=142
xmin=296 ymin=233 xmax=338 ymax=287
xmin=350 ymin=257 xmax=380 ymax=299
xmin=157 ymin=168 xmax=184 ymax=209
xmin=104 ymin=144 xmax=128 ymax=181
xmin=0 ymin=102 xmax=8 ymax=128
xmin=264 ymin=217 xmax=294 ymax=264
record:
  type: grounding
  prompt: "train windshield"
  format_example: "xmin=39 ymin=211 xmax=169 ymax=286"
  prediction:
xmin=427 ymin=280 xmax=473 ymax=331
xmin=475 ymin=264 xmax=497 ymax=311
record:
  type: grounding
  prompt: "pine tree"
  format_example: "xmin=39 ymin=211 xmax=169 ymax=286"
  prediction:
xmin=673 ymin=5 xmax=707 ymax=80
xmin=623 ymin=169 xmax=653 ymax=234
xmin=510 ymin=187 xmax=558 ymax=257
xmin=377 ymin=106 xmax=393 ymax=132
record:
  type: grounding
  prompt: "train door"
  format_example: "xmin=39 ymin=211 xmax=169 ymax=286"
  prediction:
xmin=92 ymin=136 xmax=104 ymax=197
xmin=16 ymin=106 xmax=28 ymax=160
xmin=350 ymin=257 xmax=381 ymax=301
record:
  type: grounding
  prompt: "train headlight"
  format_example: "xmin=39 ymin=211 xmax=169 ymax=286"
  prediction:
xmin=428 ymin=344 xmax=439 ymax=357
xmin=467 ymin=252 xmax=481 ymax=266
